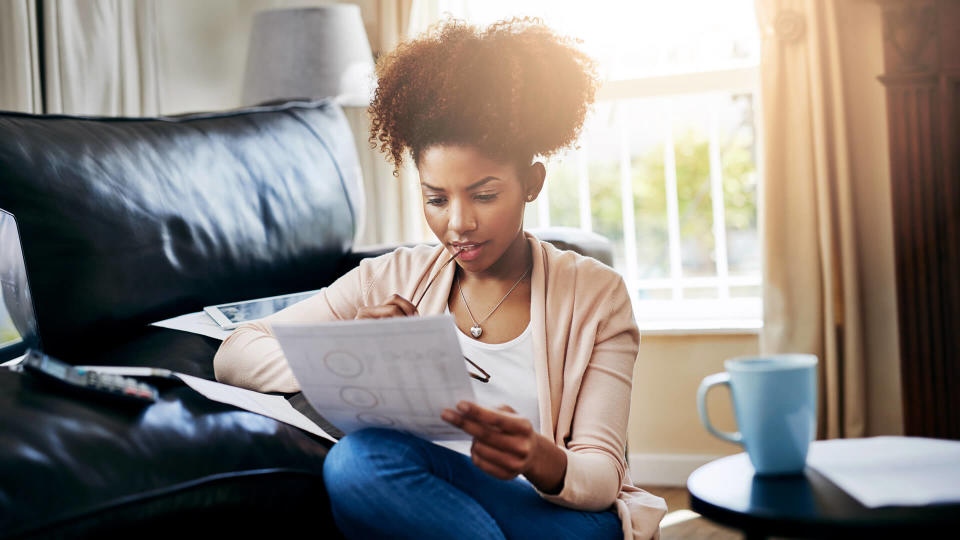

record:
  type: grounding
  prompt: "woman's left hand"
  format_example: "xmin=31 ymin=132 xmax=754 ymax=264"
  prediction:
xmin=442 ymin=401 xmax=567 ymax=494
xmin=442 ymin=401 xmax=537 ymax=480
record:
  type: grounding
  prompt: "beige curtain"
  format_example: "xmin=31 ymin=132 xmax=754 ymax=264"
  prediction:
xmin=43 ymin=0 xmax=160 ymax=115
xmin=351 ymin=0 xmax=433 ymax=247
xmin=0 ymin=0 xmax=160 ymax=115
xmin=756 ymin=0 xmax=865 ymax=439
xmin=0 ymin=0 xmax=42 ymax=112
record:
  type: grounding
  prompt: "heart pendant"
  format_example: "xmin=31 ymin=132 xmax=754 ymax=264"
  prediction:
xmin=470 ymin=326 xmax=482 ymax=339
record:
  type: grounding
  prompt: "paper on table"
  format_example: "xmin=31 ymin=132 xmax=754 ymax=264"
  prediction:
xmin=175 ymin=373 xmax=337 ymax=443
xmin=150 ymin=311 xmax=233 ymax=341
xmin=807 ymin=436 xmax=960 ymax=507
xmin=273 ymin=314 xmax=476 ymax=440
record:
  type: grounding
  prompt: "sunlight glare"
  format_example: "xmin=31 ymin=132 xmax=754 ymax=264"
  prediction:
xmin=442 ymin=0 xmax=760 ymax=80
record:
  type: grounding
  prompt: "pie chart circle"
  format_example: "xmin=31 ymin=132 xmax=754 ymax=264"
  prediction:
xmin=324 ymin=351 xmax=363 ymax=378
xmin=340 ymin=386 xmax=378 ymax=408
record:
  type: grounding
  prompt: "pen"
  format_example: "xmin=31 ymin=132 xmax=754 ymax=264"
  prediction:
xmin=413 ymin=247 xmax=464 ymax=309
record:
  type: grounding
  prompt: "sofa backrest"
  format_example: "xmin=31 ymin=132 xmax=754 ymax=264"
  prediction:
xmin=0 ymin=100 xmax=362 ymax=357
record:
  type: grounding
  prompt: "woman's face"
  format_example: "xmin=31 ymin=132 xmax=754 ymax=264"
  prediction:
xmin=418 ymin=145 xmax=539 ymax=274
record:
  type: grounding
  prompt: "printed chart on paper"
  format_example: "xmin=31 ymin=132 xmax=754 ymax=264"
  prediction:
xmin=274 ymin=315 xmax=476 ymax=440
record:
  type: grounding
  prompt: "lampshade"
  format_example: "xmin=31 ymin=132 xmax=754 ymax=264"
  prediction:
xmin=242 ymin=5 xmax=375 ymax=107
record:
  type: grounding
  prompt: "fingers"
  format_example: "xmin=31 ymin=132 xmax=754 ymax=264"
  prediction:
xmin=470 ymin=445 xmax=517 ymax=480
xmin=472 ymin=440 xmax=527 ymax=476
xmin=355 ymin=305 xmax=406 ymax=319
xmin=441 ymin=402 xmax=538 ymax=481
xmin=454 ymin=401 xmax=532 ymax=435
xmin=443 ymin=409 xmax=532 ymax=458
xmin=354 ymin=294 xmax=417 ymax=319
xmin=386 ymin=294 xmax=418 ymax=316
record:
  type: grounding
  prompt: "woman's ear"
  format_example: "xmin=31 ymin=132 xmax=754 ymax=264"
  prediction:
xmin=523 ymin=162 xmax=546 ymax=202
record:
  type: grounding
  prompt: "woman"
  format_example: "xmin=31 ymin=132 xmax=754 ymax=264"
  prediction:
xmin=214 ymin=18 xmax=666 ymax=540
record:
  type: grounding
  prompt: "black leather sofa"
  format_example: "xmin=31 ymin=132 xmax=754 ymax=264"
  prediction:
xmin=0 ymin=100 xmax=612 ymax=538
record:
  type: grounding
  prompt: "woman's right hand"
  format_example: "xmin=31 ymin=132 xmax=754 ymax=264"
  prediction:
xmin=354 ymin=294 xmax=418 ymax=320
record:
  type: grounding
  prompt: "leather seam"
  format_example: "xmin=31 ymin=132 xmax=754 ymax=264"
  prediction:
xmin=284 ymin=107 xmax=358 ymax=247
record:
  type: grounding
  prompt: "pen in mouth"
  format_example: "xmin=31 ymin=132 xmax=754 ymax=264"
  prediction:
xmin=452 ymin=243 xmax=483 ymax=261
xmin=413 ymin=247 xmax=464 ymax=309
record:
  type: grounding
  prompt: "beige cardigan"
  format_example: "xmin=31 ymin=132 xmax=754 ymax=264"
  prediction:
xmin=213 ymin=233 xmax=667 ymax=539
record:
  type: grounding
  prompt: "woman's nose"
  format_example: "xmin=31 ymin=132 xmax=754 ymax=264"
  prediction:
xmin=448 ymin=198 xmax=477 ymax=234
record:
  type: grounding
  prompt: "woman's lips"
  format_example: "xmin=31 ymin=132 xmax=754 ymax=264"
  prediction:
xmin=452 ymin=242 xmax=484 ymax=261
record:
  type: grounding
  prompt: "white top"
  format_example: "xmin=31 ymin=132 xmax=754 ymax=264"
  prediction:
xmin=434 ymin=310 xmax=540 ymax=457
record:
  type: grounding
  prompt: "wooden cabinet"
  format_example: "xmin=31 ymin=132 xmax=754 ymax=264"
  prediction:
xmin=878 ymin=0 xmax=960 ymax=438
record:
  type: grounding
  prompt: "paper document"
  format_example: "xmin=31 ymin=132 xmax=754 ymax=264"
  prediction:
xmin=73 ymin=365 xmax=336 ymax=443
xmin=1 ymin=354 xmax=25 ymax=367
xmin=151 ymin=311 xmax=233 ymax=341
xmin=807 ymin=436 xmax=960 ymax=507
xmin=176 ymin=373 xmax=336 ymax=443
xmin=274 ymin=314 xmax=476 ymax=440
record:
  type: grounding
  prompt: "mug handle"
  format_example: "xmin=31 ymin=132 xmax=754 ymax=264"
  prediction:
xmin=697 ymin=372 xmax=743 ymax=445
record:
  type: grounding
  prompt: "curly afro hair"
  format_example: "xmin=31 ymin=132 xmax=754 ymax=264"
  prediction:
xmin=368 ymin=17 xmax=599 ymax=174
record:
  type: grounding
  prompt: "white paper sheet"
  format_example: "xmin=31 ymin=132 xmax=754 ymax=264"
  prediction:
xmin=71 ymin=365 xmax=336 ymax=443
xmin=175 ymin=373 xmax=337 ymax=443
xmin=150 ymin=311 xmax=233 ymax=341
xmin=273 ymin=314 xmax=476 ymax=440
xmin=1 ymin=354 xmax=25 ymax=367
xmin=807 ymin=436 xmax=960 ymax=507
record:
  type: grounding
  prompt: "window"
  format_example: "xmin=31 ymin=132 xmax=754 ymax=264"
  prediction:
xmin=422 ymin=0 xmax=763 ymax=331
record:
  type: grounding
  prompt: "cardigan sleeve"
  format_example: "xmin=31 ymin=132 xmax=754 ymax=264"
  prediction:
xmin=212 ymin=256 xmax=380 ymax=393
xmin=537 ymin=272 xmax=639 ymax=511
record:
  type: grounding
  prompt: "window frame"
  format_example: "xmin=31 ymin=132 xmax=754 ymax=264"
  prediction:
xmin=528 ymin=66 xmax=764 ymax=333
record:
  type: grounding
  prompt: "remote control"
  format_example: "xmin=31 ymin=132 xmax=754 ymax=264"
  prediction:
xmin=22 ymin=349 xmax=159 ymax=405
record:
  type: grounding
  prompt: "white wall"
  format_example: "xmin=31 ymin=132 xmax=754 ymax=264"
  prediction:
xmin=157 ymin=0 xmax=345 ymax=115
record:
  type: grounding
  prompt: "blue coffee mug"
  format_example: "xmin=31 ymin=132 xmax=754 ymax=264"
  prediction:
xmin=697 ymin=354 xmax=818 ymax=475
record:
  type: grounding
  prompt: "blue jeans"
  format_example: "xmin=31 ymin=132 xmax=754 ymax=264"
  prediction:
xmin=323 ymin=428 xmax=622 ymax=540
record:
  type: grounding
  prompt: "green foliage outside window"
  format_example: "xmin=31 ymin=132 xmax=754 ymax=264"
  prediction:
xmin=0 ymin=309 xmax=19 ymax=345
xmin=545 ymin=118 xmax=758 ymax=283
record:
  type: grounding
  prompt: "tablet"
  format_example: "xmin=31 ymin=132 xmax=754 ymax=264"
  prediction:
xmin=203 ymin=289 xmax=321 ymax=330
xmin=0 ymin=209 xmax=41 ymax=363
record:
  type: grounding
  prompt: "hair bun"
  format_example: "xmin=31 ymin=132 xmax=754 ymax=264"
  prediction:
xmin=369 ymin=17 xmax=599 ymax=174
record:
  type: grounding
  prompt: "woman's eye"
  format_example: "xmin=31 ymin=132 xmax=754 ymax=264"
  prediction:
xmin=426 ymin=197 xmax=447 ymax=206
xmin=474 ymin=193 xmax=498 ymax=202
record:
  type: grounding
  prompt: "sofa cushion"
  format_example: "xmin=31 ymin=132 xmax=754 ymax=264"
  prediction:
xmin=0 ymin=363 xmax=339 ymax=538
xmin=0 ymin=100 xmax=362 ymax=360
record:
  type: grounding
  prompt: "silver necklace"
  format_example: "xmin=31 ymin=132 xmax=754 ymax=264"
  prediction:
xmin=457 ymin=265 xmax=531 ymax=339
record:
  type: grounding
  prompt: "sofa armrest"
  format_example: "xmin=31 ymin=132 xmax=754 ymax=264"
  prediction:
xmin=529 ymin=227 xmax=614 ymax=267
xmin=339 ymin=228 xmax=613 ymax=275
